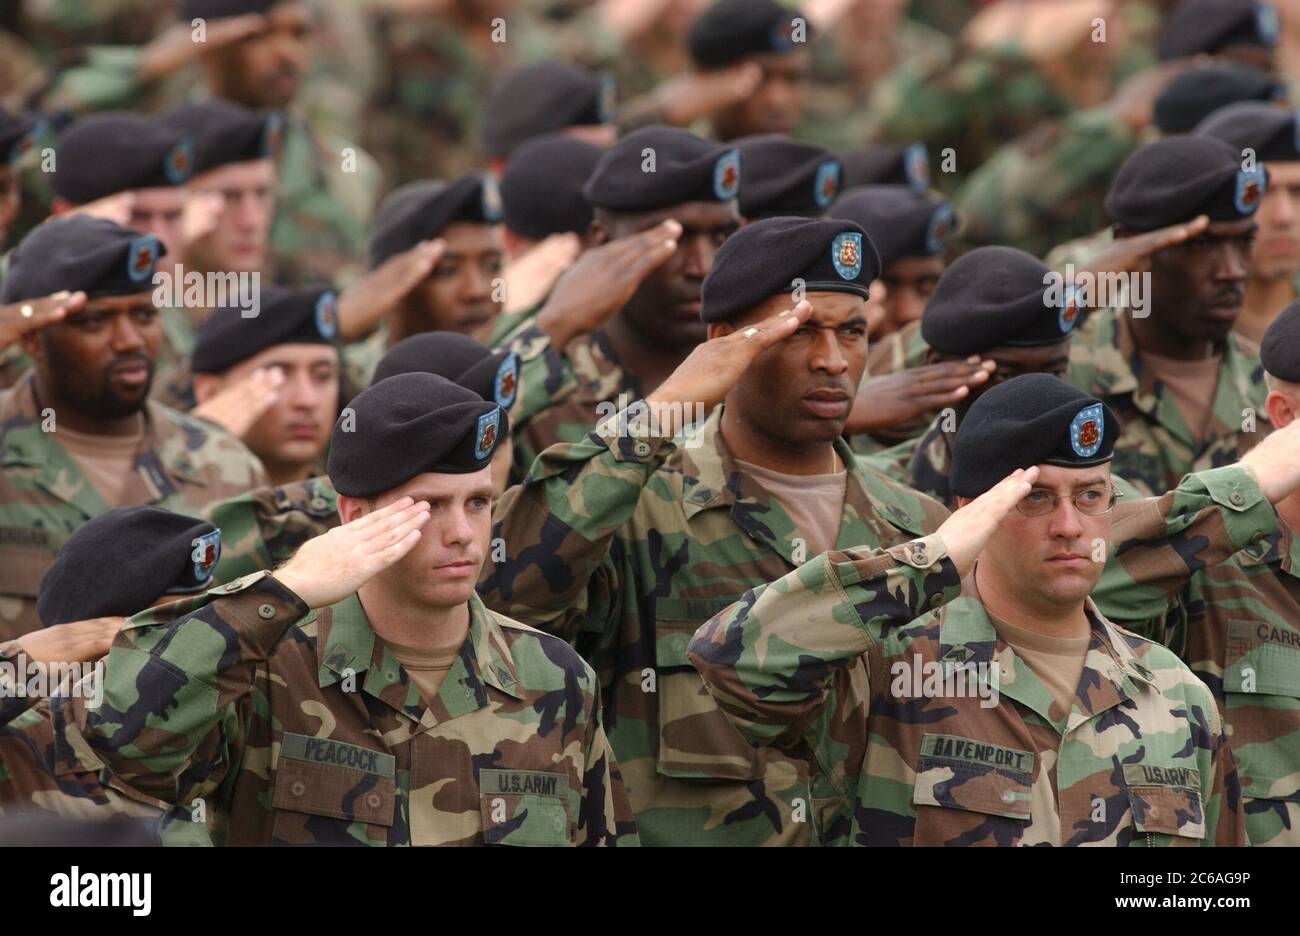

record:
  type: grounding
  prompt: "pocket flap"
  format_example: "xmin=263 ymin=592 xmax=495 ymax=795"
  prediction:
xmin=912 ymin=733 xmax=1034 ymax=820
xmin=480 ymin=785 xmax=572 ymax=847
xmin=272 ymin=735 xmax=396 ymax=827
xmin=1225 ymin=619 xmax=1300 ymax=696
xmin=1123 ymin=764 xmax=1206 ymax=840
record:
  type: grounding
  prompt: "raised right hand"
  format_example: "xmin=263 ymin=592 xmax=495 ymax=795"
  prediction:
xmin=846 ymin=357 xmax=995 ymax=435
xmin=935 ymin=467 xmax=1040 ymax=577
xmin=0 ymin=291 xmax=85 ymax=349
xmin=193 ymin=367 xmax=285 ymax=439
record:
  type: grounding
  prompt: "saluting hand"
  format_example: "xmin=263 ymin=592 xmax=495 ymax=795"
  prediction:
xmin=336 ymin=238 xmax=445 ymax=341
xmin=273 ymin=496 xmax=432 ymax=608
xmin=935 ymin=467 xmax=1040 ymax=577
xmin=503 ymin=232 xmax=581 ymax=314
xmin=16 ymin=616 xmax=124 ymax=667
xmin=644 ymin=299 xmax=813 ymax=436
xmin=846 ymin=357 xmax=995 ymax=436
xmin=192 ymin=366 xmax=285 ymax=439
xmin=1241 ymin=416 xmax=1300 ymax=505
xmin=0 ymin=291 xmax=85 ymax=350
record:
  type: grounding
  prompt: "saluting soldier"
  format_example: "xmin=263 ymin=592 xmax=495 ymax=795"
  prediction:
xmin=481 ymin=217 xmax=948 ymax=846
xmin=84 ymin=373 xmax=637 ymax=846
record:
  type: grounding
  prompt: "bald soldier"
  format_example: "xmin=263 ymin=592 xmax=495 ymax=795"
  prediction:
xmin=691 ymin=373 xmax=1265 ymax=846
xmin=1196 ymin=102 xmax=1300 ymax=344
xmin=84 ymin=373 xmax=637 ymax=846
xmin=482 ymin=218 xmax=948 ymax=846
xmin=1093 ymin=298 xmax=1300 ymax=845
xmin=342 ymin=174 xmax=504 ymax=389
xmin=0 ymin=507 xmax=224 ymax=845
xmin=1067 ymin=135 xmax=1270 ymax=497
xmin=0 ymin=216 xmax=267 ymax=641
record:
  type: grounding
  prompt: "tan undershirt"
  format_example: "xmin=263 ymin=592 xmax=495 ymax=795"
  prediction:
xmin=55 ymin=418 xmax=146 ymax=508
xmin=1137 ymin=349 xmax=1221 ymax=443
xmin=988 ymin=611 xmax=1091 ymax=720
xmin=735 ymin=457 xmax=848 ymax=559
xmin=386 ymin=640 xmax=461 ymax=704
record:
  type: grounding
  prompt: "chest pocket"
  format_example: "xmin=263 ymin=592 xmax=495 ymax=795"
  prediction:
xmin=270 ymin=733 xmax=396 ymax=845
xmin=1122 ymin=764 xmax=1206 ymax=845
xmin=655 ymin=596 xmax=764 ymax=782
xmin=911 ymin=733 xmax=1034 ymax=846
xmin=478 ymin=769 xmax=573 ymax=847
xmin=1222 ymin=619 xmax=1300 ymax=801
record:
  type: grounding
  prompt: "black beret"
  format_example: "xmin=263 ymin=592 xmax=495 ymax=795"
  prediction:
xmin=0 ymin=106 xmax=38 ymax=166
xmin=584 ymin=126 xmax=740 ymax=211
xmin=368 ymin=174 xmax=502 ymax=269
xmin=689 ymin=0 xmax=809 ymax=68
xmin=838 ymin=142 xmax=930 ymax=192
xmin=701 ymin=216 xmax=878 ymax=323
xmin=1159 ymin=0 xmax=1278 ymax=60
xmin=1196 ymin=101 xmax=1300 ymax=163
xmin=500 ymin=134 xmax=600 ymax=240
xmin=162 ymin=100 xmax=283 ymax=174
xmin=735 ymin=134 xmax=840 ymax=219
xmin=1153 ymin=64 xmax=1285 ymax=134
xmin=831 ymin=185 xmax=954 ymax=265
xmin=950 ymin=374 xmax=1120 ymax=499
xmin=921 ymin=246 xmax=1074 ymax=356
xmin=328 ymin=373 xmax=507 ymax=496
xmin=37 ymin=507 xmax=221 ymax=627
xmin=179 ymin=0 xmax=278 ymax=19
xmin=52 ymin=113 xmax=193 ymax=204
xmin=192 ymin=286 xmax=338 ymax=374
xmin=1260 ymin=298 xmax=1300 ymax=379
xmin=1105 ymin=135 xmax=1267 ymax=231
xmin=372 ymin=332 xmax=519 ymax=410
xmin=2 ymin=216 xmax=165 ymax=303
xmin=481 ymin=62 xmax=613 ymax=158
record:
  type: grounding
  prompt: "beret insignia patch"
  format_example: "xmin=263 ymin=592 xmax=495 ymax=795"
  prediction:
xmin=925 ymin=202 xmax=954 ymax=254
xmin=769 ymin=16 xmax=798 ymax=51
xmin=1070 ymin=403 xmax=1104 ymax=458
xmin=190 ymin=529 xmax=222 ymax=585
xmin=494 ymin=352 xmax=518 ymax=408
xmin=261 ymin=112 xmax=285 ymax=157
xmin=315 ymin=291 xmax=338 ymax=339
xmin=1060 ymin=283 xmax=1080 ymax=334
xmin=127 ymin=235 xmax=159 ymax=283
xmin=1235 ymin=167 xmax=1266 ymax=215
xmin=475 ymin=407 xmax=501 ymax=462
xmin=713 ymin=149 xmax=740 ymax=201
xmin=903 ymin=141 xmax=930 ymax=192
xmin=481 ymin=176 xmax=503 ymax=222
xmin=1256 ymin=2 xmax=1280 ymax=46
xmin=165 ymin=140 xmax=193 ymax=184
xmin=814 ymin=160 xmax=839 ymax=209
xmin=597 ymin=74 xmax=617 ymax=124
xmin=831 ymin=232 xmax=863 ymax=281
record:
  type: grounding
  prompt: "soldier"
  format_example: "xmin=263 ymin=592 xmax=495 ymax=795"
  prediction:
xmin=865 ymin=247 xmax=1076 ymax=500
xmin=1159 ymin=0 xmax=1279 ymax=72
xmin=0 ymin=506 xmax=222 ymax=844
xmin=734 ymin=135 xmax=840 ymax=220
xmin=190 ymin=287 xmax=340 ymax=488
xmin=342 ymin=174 xmax=505 ymax=389
xmin=0 ymin=216 xmax=267 ymax=640
xmin=690 ymin=373 xmax=1259 ymax=846
xmin=84 ymin=373 xmax=637 ymax=846
xmin=838 ymin=141 xmax=931 ymax=191
xmin=1067 ymin=135 xmax=1269 ymax=496
xmin=481 ymin=217 xmax=949 ymax=845
xmin=1093 ymin=298 xmax=1300 ymax=844
xmin=685 ymin=0 xmax=811 ymax=141
xmin=1195 ymin=102 xmax=1300 ymax=343
xmin=506 ymin=126 xmax=739 ymax=476
xmin=479 ymin=61 xmax=616 ymax=175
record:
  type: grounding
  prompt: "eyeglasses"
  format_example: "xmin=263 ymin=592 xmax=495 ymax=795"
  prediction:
xmin=1015 ymin=487 xmax=1118 ymax=518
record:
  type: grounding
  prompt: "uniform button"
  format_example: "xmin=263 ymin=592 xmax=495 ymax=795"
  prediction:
xmin=929 ymin=594 xmax=943 ymax=608
xmin=366 ymin=793 xmax=382 ymax=809
xmin=309 ymin=496 xmax=329 ymax=511
xmin=257 ymin=603 xmax=277 ymax=619
xmin=1230 ymin=492 xmax=1245 ymax=507
xmin=633 ymin=441 xmax=651 ymax=457
xmin=290 ymin=781 xmax=305 ymax=797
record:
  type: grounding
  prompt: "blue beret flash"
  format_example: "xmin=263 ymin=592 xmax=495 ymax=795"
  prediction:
xmin=1070 ymin=403 xmax=1104 ymax=458
xmin=126 ymin=235 xmax=160 ymax=284
xmin=494 ymin=353 xmax=518 ymax=409
xmin=713 ymin=150 xmax=740 ymax=201
xmin=831 ymin=232 xmax=863 ymax=280
xmin=814 ymin=160 xmax=839 ymax=209
xmin=475 ymin=407 xmax=501 ymax=462
xmin=314 ymin=291 xmax=339 ymax=339
xmin=190 ymin=529 xmax=221 ymax=584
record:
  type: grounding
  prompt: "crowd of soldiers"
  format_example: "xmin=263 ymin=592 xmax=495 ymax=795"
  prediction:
xmin=2 ymin=0 xmax=1300 ymax=849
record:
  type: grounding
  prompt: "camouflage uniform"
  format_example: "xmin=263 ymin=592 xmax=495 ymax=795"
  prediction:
xmin=1065 ymin=308 xmax=1269 ymax=496
xmin=0 ymin=638 xmax=211 ymax=844
xmin=688 ymin=468 xmax=1257 ymax=846
xmin=202 ymin=475 xmax=339 ymax=585
xmin=1094 ymin=469 xmax=1300 ymax=845
xmin=0 ymin=377 xmax=269 ymax=640
xmin=954 ymin=108 xmax=1141 ymax=258
xmin=479 ymin=404 xmax=949 ymax=845
xmin=84 ymin=572 xmax=637 ymax=846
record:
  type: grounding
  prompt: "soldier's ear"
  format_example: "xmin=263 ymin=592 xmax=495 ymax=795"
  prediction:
xmin=192 ymin=373 xmax=221 ymax=405
xmin=707 ymin=322 xmax=733 ymax=341
xmin=1265 ymin=388 xmax=1298 ymax=430
xmin=335 ymin=494 xmax=369 ymax=525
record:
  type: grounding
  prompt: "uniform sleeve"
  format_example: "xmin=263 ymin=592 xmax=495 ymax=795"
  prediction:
xmin=39 ymin=46 xmax=149 ymax=114
xmin=0 ymin=640 xmax=36 ymax=726
xmin=492 ymin=321 xmax=581 ymax=480
xmin=201 ymin=480 xmax=339 ymax=584
xmin=479 ymin=405 xmax=676 ymax=644
xmin=687 ymin=535 xmax=960 ymax=751
xmin=575 ymin=676 xmax=639 ymax=847
xmin=83 ymin=572 xmax=308 ymax=808
xmin=1199 ymin=689 xmax=1248 ymax=847
xmin=1093 ymin=465 xmax=1277 ymax=637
